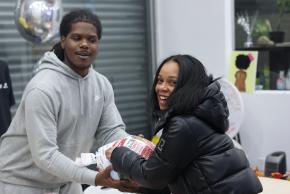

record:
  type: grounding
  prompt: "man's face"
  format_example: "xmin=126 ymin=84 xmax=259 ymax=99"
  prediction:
xmin=61 ymin=22 xmax=99 ymax=77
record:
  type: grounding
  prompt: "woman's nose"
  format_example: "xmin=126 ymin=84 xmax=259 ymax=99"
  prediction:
xmin=160 ymin=82 xmax=169 ymax=91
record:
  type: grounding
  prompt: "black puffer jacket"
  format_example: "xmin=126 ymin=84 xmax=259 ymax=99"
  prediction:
xmin=111 ymin=82 xmax=263 ymax=194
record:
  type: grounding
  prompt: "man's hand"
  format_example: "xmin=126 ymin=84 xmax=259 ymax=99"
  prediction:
xmin=95 ymin=166 xmax=139 ymax=193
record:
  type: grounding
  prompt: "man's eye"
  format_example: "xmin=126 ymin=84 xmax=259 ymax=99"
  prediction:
xmin=72 ymin=36 xmax=80 ymax=41
xmin=89 ymin=38 xmax=97 ymax=43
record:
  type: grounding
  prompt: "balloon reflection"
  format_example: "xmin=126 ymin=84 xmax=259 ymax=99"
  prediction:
xmin=15 ymin=0 xmax=62 ymax=43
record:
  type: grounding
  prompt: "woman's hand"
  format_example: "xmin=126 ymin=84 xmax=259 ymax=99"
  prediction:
xmin=105 ymin=134 xmax=144 ymax=160
xmin=95 ymin=166 xmax=139 ymax=193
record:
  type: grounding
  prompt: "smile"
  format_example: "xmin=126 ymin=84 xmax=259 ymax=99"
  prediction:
xmin=77 ymin=54 xmax=90 ymax=59
xmin=76 ymin=52 xmax=90 ymax=59
xmin=158 ymin=95 xmax=168 ymax=105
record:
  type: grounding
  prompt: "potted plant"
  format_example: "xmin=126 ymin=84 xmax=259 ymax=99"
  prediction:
xmin=252 ymin=18 xmax=273 ymax=46
xmin=269 ymin=0 xmax=290 ymax=43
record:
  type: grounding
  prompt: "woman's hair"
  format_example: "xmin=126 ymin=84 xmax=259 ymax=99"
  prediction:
xmin=52 ymin=9 xmax=102 ymax=61
xmin=152 ymin=54 xmax=213 ymax=115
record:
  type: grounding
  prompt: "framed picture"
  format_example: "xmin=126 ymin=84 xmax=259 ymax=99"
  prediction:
xmin=228 ymin=51 xmax=258 ymax=93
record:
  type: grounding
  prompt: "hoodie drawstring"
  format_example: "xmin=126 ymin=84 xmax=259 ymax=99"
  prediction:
xmin=78 ymin=79 xmax=84 ymax=115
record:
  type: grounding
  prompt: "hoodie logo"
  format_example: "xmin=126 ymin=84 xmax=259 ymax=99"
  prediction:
xmin=94 ymin=95 xmax=100 ymax=101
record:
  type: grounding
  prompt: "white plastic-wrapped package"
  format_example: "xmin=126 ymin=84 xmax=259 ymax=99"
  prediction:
xmin=75 ymin=135 xmax=156 ymax=179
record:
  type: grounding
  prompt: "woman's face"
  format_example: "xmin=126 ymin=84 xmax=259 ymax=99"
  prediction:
xmin=155 ymin=60 xmax=179 ymax=110
xmin=61 ymin=22 xmax=99 ymax=77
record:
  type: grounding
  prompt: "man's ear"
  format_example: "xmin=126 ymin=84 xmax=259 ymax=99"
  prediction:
xmin=60 ymin=36 xmax=65 ymax=49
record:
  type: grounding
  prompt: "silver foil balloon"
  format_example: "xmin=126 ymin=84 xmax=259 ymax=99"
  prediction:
xmin=15 ymin=0 xmax=62 ymax=43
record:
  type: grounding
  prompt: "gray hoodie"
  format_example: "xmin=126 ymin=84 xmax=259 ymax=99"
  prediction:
xmin=0 ymin=51 xmax=128 ymax=188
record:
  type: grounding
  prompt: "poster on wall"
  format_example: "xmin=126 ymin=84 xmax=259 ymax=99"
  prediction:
xmin=228 ymin=51 xmax=258 ymax=93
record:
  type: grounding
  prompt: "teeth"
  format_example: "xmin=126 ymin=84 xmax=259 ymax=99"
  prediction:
xmin=78 ymin=55 xmax=89 ymax=59
xmin=160 ymin=96 xmax=167 ymax=100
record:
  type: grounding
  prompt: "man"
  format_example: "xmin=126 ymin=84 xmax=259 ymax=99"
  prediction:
xmin=0 ymin=9 xmax=136 ymax=194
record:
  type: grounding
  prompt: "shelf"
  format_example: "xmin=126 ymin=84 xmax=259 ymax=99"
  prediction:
xmin=236 ymin=44 xmax=290 ymax=90
xmin=236 ymin=44 xmax=290 ymax=51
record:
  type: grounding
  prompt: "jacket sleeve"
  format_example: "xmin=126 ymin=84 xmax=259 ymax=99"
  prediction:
xmin=25 ymin=88 xmax=97 ymax=186
xmin=111 ymin=117 xmax=197 ymax=189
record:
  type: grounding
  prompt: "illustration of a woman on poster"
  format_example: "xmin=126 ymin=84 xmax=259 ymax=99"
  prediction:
xmin=235 ymin=54 xmax=254 ymax=92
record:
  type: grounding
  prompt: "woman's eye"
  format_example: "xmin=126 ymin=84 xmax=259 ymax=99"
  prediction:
xmin=170 ymin=80 xmax=177 ymax=86
xmin=157 ymin=79 xmax=163 ymax=84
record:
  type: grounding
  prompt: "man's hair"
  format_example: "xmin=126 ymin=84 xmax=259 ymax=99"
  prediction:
xmin=59 ymin=9 xmax=102 ymax=40
xmin=151 ymin=54 xmax=213 ymax=115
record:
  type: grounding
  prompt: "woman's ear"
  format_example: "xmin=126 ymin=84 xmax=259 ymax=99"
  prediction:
xmin=60 ymin=36 xmax=66 ymax=49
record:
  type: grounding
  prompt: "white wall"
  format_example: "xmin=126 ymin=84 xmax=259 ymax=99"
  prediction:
xmin=155 ymin=0 xmax=233 ymax=77
xmin=154 ymin=0 xmax=290 ymax=170
xmin=240 ymin=91 xmax=290 ymax=170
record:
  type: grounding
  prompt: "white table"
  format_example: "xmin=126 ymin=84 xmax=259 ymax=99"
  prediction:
xmin=259 ymin=177 xmax=290 ymax=194
xmin=84 ymin=186 xmax=134 ymax=194
xmin=84 ymin=177 xmax=290 ymax=194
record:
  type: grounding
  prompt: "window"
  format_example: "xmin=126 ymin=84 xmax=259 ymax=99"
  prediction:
xmin=0 ymin=0 xmax=153 ymax=137
xmin=235 ymin=0 xmax=290 ymax=90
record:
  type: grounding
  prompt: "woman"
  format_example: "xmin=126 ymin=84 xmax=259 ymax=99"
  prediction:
xmin=108 ymin=54 xmax=263 ymax=194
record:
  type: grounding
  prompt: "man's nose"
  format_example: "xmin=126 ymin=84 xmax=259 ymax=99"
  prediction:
xmin=80 ymin=39 xmax=89 ymax=48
